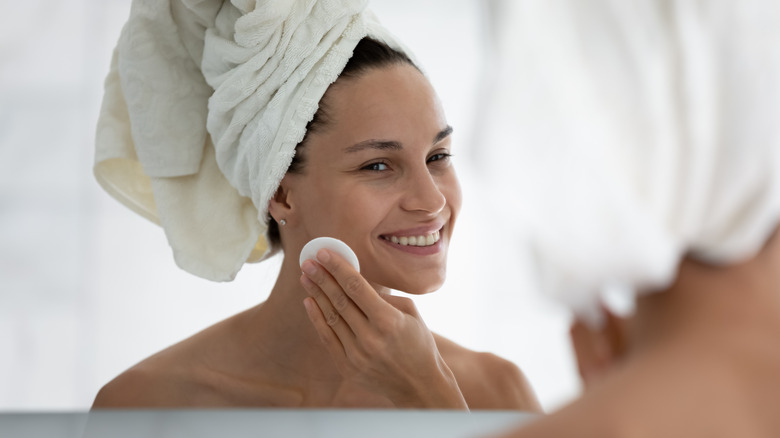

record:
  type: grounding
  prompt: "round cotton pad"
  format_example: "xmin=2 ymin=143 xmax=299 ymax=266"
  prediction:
xmin=299 ymin=237 xmax=360 ymax=272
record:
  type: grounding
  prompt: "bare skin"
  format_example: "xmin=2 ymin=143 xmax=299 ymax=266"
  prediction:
xmin=93 ymin=63 xmax=541 ymax=412
xmin=92 ymin=284 xmax=538 ymax=409
xmin=299 ymin=248 xmax=541 ymax=410
xmin=493 ymin=227 xmax=780 ymax=437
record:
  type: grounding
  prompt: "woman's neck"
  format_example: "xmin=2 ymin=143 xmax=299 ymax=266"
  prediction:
xmin=573 ymin=228 xmax=780 ymax=399
xmin=632 ymin=227 xmax=780 ymax=356
xmin=236 ymin=255 xmax=387 ymax=376
xmin=239 ymin=255 xmax=344 ymax=383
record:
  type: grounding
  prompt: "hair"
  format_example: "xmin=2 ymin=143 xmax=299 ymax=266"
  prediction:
xmin=266 ymin=37 xmax=418 ymax=248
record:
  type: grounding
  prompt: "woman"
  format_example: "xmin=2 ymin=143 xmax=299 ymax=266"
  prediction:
xmin=476 ymin=1 xmax=780 ymax=435
xmin=92 ymin=0 xmax=539 ymax=411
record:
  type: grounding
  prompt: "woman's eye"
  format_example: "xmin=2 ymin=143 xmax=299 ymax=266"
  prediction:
xmin=427 ymin=152 xmax=452 ymax=164
xmin=362 ymin=162 xmax=389 ymax=171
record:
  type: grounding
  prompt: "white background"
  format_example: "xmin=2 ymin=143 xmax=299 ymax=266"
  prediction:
xmin=0 ymin=0 xmax=579 ymax=411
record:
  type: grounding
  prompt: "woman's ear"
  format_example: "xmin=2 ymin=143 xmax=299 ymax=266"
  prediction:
xmin=268 ymin=176 xmax=294 ymax=224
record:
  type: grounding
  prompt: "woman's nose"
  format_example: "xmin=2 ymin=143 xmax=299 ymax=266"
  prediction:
xmin=400 ymin=168 xmax=446 ymax=215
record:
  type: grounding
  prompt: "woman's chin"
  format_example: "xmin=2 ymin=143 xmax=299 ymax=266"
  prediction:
xmin=385 ymin=277 xmax=445 ymax=295
xmin=364 ymin=267 xmax=446 ymax=295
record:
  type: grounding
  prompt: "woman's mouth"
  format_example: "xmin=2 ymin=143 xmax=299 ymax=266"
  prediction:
xmin=380 ymin=229 xmax=441 ymax=247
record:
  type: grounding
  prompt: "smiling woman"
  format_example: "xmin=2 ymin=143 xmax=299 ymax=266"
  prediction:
xmin=267 ymin=38 xmax=459 ymax=297
xmin=276 ymin=55 xmax=460 ymax=296
xmin=91 ymin=0 xmax=540 ymax=411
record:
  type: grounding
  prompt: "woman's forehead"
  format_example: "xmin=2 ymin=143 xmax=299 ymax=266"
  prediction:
xmin=321 ymin=64 xmax=447 ymax=142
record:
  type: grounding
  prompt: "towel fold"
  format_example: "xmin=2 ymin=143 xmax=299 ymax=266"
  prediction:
xmin=95 ymin=0 xmax=408 ymax=281
xmin=482 ymin=0 xmax=780 ymax=326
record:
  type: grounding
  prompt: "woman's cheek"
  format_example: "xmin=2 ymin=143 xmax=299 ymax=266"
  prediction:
xmin=444 ymin=173 xmax=463 ymax=219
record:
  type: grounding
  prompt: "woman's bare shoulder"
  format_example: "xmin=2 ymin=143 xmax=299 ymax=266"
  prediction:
xmin=433 ymin=333 xmax=542 ymax=413
xmin=92 ymin=359 xmax=183 ymax=408
xmin=92 ymin=318 xmax=238 ymax=408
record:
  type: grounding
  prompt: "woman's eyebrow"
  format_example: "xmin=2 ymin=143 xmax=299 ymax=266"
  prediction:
xmin=344 ymin=125 xmax=453 ymax=153
xmin=433 ymin=125 xmax=453 ymax=144
xmin=344 ymin=139 xmax=402 ymax=153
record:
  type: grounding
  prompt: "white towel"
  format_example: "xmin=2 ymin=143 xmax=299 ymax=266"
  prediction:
xmin=94 ymin=0 xmax=409 ymax=281
xmin=481 ymin=0 xmax=780 ymax=326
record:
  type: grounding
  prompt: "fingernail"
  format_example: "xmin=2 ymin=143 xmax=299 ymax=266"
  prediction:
xmin=316 ymin=249 xmax=330 ymax=263
xmin=302 ymin=260 xmax=317 ymax=275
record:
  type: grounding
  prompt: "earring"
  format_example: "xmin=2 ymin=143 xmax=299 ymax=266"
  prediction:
xmin=279 ymin=219 xmax=287 ymax=226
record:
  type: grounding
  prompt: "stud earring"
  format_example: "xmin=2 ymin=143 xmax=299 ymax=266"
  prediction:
xmin=279 ymin=219 xmax=287 ymax=226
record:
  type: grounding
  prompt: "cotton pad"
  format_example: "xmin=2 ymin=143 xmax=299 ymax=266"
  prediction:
xmin=300 ymin=237 xmax=360 ymax=272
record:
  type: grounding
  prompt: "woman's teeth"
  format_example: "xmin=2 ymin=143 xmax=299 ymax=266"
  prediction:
xmin=384 ymin=230 xmax=441 ymax=247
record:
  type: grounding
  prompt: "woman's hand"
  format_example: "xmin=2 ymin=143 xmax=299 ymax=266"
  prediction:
xmin=569 ymin=307 xmax=630 ymax=390
xmin=300 ymin=249 xmax=468 ymax=409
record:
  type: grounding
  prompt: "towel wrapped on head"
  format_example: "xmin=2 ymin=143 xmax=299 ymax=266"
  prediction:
xmin=482 ymin=0 xmax=780 ymax=327
xmin=95 ymin=0 xmax=410 ymax=281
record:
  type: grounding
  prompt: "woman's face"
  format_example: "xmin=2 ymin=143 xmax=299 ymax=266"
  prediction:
xmin=280 ymin=63 xmax=461 ymax=294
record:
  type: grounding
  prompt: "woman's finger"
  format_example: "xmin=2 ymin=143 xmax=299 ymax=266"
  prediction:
xmin=569 ymin=319 xmax=610 ymax=385
xmin=314 ymin=249 xmax=398 ymax=321
xmin=569 ymin=308 xmax=629 ymax=388
xmin=302 ymin=297 xmax=348 ymax=364
xmin=301 ymin=256 xmax=374 ymax=332
xmin=300 ymin=271 xmax=358 ymax=346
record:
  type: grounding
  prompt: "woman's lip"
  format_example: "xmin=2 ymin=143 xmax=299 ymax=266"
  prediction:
xmin=380 ymin=235 xmax=443 ymax=255
xmin=379 ymin=224 xmax=445 ymax=238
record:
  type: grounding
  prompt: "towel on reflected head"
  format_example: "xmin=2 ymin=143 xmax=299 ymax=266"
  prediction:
xmin=94 ymin=0 xmax=409 ymax=281
xmin=482 ymin=0 xmax=780 ymax=327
